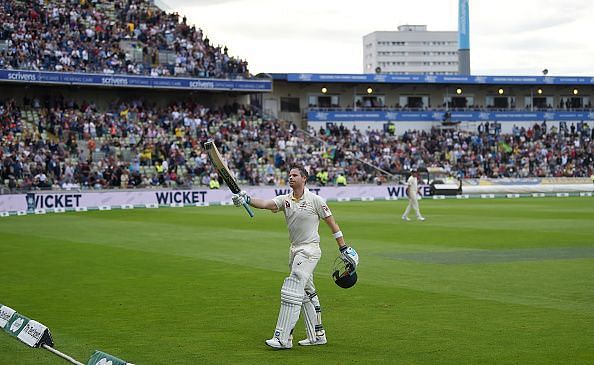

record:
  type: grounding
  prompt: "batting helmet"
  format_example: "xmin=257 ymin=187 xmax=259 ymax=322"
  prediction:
xmin=332 ymin=257 xmax=358 ymax=289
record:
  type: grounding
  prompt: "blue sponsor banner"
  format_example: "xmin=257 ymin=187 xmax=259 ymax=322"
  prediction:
xmin=458 ymin=0 xmax=470 ymax=49
xmin=286 ymin=73 xmax=594 ymax=85
xmin=308 ymin=111 xmax=594 ymax=122
xmin=0 ymin=70 xmax=272 ymax=91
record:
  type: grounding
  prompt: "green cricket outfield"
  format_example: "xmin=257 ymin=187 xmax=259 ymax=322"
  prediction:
xmin=1 ymin=197 xmax=593 ymax=364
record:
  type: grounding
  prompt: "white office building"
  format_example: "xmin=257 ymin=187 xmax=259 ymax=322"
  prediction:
xmin=363 ymin=25 xmax=459 ymax=75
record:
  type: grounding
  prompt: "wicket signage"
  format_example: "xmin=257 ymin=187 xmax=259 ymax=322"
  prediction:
xmin=87 ymin=350 xmax=129 ymax=365
xmin=0 ymin=305 xmax=16 ymax=329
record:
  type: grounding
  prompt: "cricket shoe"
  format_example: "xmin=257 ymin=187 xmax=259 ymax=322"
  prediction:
xmin=402 ymin=216 xmax=411 ymax=221
xmin=298 ymin=334 xmax=327 ymax=346
xmin=265 ymin=337 xmax=293 ymax=350
xmin=418 ymin=216 xmax=426 ymax=221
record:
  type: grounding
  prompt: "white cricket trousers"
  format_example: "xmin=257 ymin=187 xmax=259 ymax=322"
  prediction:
xmin=288 ymin=251 xmax=320 ymax=300
xmin=403 ymin=195 xmax=422 ymax=218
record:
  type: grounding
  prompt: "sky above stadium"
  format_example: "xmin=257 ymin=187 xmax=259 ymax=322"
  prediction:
xmin=163 ymin=0 xmax=594 ymax=76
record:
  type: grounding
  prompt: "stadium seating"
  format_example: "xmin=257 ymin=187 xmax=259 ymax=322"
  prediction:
xmin=1 ymin=96 xmax=593 ymax=192
xmin=0 ymin=1 xmax=592 ymax=191
xmin=0 ymin=0 xmax=249 ymax=79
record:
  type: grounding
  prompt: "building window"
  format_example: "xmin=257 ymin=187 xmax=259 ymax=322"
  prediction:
xmin=281 ymin=97 xmax=300 ymax=113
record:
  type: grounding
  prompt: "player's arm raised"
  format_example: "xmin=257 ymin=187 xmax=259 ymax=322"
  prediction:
xmin=249 ymin=196 xmax=278 ymax=211
xmin=232 ymin=191 xmax=278 ymax=211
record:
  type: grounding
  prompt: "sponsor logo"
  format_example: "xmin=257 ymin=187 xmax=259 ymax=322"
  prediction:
xmin=424 ymin=75 xmax=437 ymax=83
xmin=432 ymin=112 xmax=443 ymax=120
xmin=543 ymin=77 xmax=555 ymax=84
xmin=587 ymin=112 xmax=594 ymax=120
xmin=543 ymin=112 xmax=555 ymax=120
xmin=10 ymin=318 xmax=24 ymax=333
xmin=8 ymin=73 xmax=36 ymax=81
xmin=478 ymin=112 xmax=490 ymax=120
xmin=23 ymin=323 xmax=43 ymax=340
xmin=473 ymin=76 xmax=487 ymax=83
xmin=373 ymin=74 xmax=387 ymax=82
xmin=322 ymin=205 xmax=329 ymax=212
xmin=298 ymin=74 xmax=313 ymax=81
xmin=385 ymin=112 xmax=398 ymax=120
xmin=155 ymin=191 xmax=207 ymax=205
xmin=33 ymin=194 xmax=82 ymax=209
xmin=95 ymin=359 xmax=113 ymax=365
xmin=218 ymin=168 xmax=240 ymax=192
xmin=313 ymin=112 xmax=329 ymax=121
xmin=0 ymin=308 xmax=14 ymax=322
xmin=285 ymin=201 xmax=290 ymax=209
xmin=189 ymin=80 xmax=215 ymax=89
xmin=387 ymin=186 xmax=406 ymax=198
xmin=387 ymin=186 xmax=430 ymax=198
xmin=101 ymin=77 xmax=128 ymax=85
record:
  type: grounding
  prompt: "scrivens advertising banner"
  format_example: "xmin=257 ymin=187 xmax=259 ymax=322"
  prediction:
xmin=0 ymin=185 xmax=428 ymax=214
xmin=0 ymin=70 xmax=272 ymax=92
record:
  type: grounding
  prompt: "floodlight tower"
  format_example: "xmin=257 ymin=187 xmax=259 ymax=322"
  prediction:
xmin=458 ymin=0 xmax=471 ymax=74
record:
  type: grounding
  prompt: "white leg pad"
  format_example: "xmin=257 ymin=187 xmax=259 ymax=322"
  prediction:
xmin=274 ymin=276 xmax=305 ymax=343
xmin=302 ymin=290 xmax=324 ymax=342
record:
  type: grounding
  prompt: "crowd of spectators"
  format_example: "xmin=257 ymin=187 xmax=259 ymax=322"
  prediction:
xmin=1 ymin=96 xmax=593 ymax=193
xmin=312 ymin=120 xmax=594 ymax=182
xmin=0 ymin=0 xmax=249 ymax=78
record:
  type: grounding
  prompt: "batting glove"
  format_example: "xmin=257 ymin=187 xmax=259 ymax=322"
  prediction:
xmin=339 ymin=245 xmax=359 ymax=269
xmin=232 ymin=191 xmax=250 ymax=207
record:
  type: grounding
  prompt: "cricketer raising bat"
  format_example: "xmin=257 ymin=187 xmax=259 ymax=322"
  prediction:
xmin=204 ymin=140 xmax=254 ymax=217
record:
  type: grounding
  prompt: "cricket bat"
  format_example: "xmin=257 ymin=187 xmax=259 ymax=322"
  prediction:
xmin=204 ymin=140 xmax=254 ymax=217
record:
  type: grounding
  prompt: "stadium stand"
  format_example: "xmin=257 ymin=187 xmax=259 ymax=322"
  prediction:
xmin=1 ymin=96 xmax=593 ymax=193
xmin=0 ymin=0 xmax=249 ymax=78
xmin=310 ymin=122 xmax=594 ymax=181
xmin=0 ymin=1 xmax=592 ymax=193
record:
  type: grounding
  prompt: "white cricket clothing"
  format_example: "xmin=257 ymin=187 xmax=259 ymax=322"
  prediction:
xmin=269 ymin=188 xmax=330 ymax=345
xmin=403 ymin=175 xmax=423 ymax=219
xmin=406 ymin=175 xmax=418 ymax=198
xmin=298 ymin=334 xmax=327 ymax=346
xmin=272 ymin=188 xmax=332 ymax=258
xmin=265 ymin=337 xmax=292 ymax=349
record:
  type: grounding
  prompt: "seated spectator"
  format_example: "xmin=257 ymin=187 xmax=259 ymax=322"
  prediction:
xmin=0 ymin=0 xmax=250 ymax=79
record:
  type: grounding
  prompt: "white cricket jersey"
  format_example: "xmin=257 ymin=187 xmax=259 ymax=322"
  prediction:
xmin=272 ymin=188 xmax=332 ymax=257
xmin=407 ymin=175 xmax=418 ymax=198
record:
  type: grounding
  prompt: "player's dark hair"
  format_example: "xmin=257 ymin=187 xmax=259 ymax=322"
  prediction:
xmin=291 ymin=165 xmax=309 ymax=179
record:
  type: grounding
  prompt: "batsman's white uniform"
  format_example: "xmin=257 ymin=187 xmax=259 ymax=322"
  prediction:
xmin=402 ymin=175 xmax=424 ymax=219
xmin=270 ymin=188 xmax=331 ymax=345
